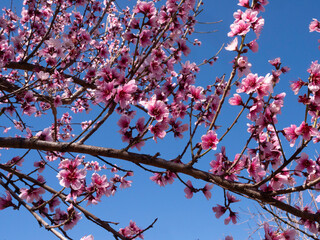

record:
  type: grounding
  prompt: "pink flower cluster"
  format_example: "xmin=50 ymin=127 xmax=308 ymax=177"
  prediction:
xmin=54 ymin=204 xmax=82 ymax=231
xmin=57 ymin=156 xmax=87 ymax=191
xmin=0 ymin=191 xmax=14 ymax=210
xmin=228 ymin=8 xmax=265 ymax=38
xmin=201 ymin=130 xmax=219 ymax=150
xmin=150 ymin=170 xmax=177 ymax=187
xmin=283 ymin=121 xmax=318 ymax=147
xmin=209 ymin=148 xmax=245 ymax=181
xmin=237 ymin=73 xmax=272 ymax=97
xmin=183 ymin=180 xmax=213 ymax=200
xmin=119 ymin=221 xmax=144 ymax=239
xmin=212 ymin=192 xmax=240 ymax=225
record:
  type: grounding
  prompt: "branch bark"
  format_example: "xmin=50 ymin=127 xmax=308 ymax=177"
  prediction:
xmin=0 ymin=137 xmax=319 ymax=224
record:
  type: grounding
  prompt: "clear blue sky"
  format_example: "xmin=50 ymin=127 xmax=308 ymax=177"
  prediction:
xmin=1 ymin=1 xmax=320 ymax=240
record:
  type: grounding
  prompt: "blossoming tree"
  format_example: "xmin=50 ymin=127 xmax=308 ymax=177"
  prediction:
xmin=1 ymin=0 xmax=320 ymax=239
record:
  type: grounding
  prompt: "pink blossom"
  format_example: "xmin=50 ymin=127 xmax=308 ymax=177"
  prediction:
xmin=95 ymin=81 xmax=115 ymax=105
xmin=149 ymin=121 xmax=169 ymax=142
xmin=242 ymin=9 xmax=258 ymax=23
xmin=268 ymin=92 xmax=285 ymax=115
xmin=264 ymin=223 xmax=280 ymax=240
xmin=307 ymin=60 xmax=320 ymax=77
xmin=123 ymin=31 xmax=136 ymax=44
xmin=0 ymin=191 xmax=13 ymax=210
xmin=281 ymin=229 xmax=296 ymax=240
xmin=49 ymin=197 xmax=60 ymax=212
xmin=209 ymin=155 xmax=224 ymax=176
xmin=184 ymin=180 xmax=195 ymax=199
xmin=269 ymin=170 xmax=293 ymax=190
xmin=225 ymin=37 xmax=238 ymax=51
xmin=295 ymin=153 xmax=315 ymax=174
xmin=22 ymin=104 xmax=37 ymax=116
xmin=201 ymin=130 xmax=219 ymax=150
xmin=63 ymin=205 xmax=82 ymax=231
xmin=13 ymin=120 xmax=23 ymax=131
xmin=149 ymin=60 xmax=163 ymax=79
xmin=115 ymin=80 xmax=137 ymax=109
xmin=151 ymin=47 xmax=166 ymax=61
xmin=163 ymin=171 xmax=177 ymax=184
xmin=307 ymin=61 xmax=320 ymax=92
xmin=281 ymin=66 xmax=290 ymax=73
xmin=81 ymin=235 xmax=94 ymax=240
xmin=212 ymin=204 xmax=227 ymax=218
xmin=225 ymin=236 xmax=234 ymax=240
xmin=229 ymin=94 xmax=243 ymax=106
xmin=119 ymin=221 xmax=144 ymax=239
xmin=188 ymin=85 xmax=205 ymax=102
xmin=150 ymin=173 xmax=166 ymax=187
xmin=290 ymin=79 xmax=305 ymax=95
xmin=6 ymin=156 xmax=24 ymax=167
xmin=247 ymin=99 xmax=264 ymax=121
xmin=54 ymin=95 xmax=62 ymax=107
xmin=88 ymin=173 xmax=110 ymax=197
xmin=119 ymin=176 xmax=132 ymax=189
xmin=300 ymin=219 xmax=318 ymax=234
xmin=224 ymin=211 xmax=238 ymax=225
xmin=139 ymin=30 xmax=152 ymax=48
xmin=269 ymin=57 xmax=281 ymax=68
xmin=237 ymin=73 xmax=263 ymax=94
xmin=135 ymin=117 xmax=145 ymax=133
xmin=177 ymin=39 xmax=191 ymax=56
xmin=145 ymin=98 xmax=169 ymax=122
xmin=81 ymin=120 xmax=92 ymax=130
xmin=248 ymin=156 xmax=266 ymax=181
xmin=238 ymin=0 xmax=249 ymax=8
xmin=309 ymin=18 xmax=320 ymax=32
xmin=228 ymin=20 xmax=251 ymax=37
xmin=117 ymin=115 xmax=131 ymax=133
xmin=5 ymin=105 xmax=15 ymax=116
xmin=53 ymin=208 xmax=67 ymax=224
xmin=202 ymin=183 xmax=213 ymax=200
xmin=248 ymin=39 xmax=259 ymax=52
xmin=41 ymin=38 xmax=64 ymax=58
xmin=227 ymin=192 xmax=240 ymax=203
xmin=35 ymin=127 xmax=53 ymax=141
xmin=170 ymin=120 xmax=188 ymax=139
xmin=24 ymin=91 xmax=37 ymax=103
xmin=19 ymin=187 xmax=45 ymax=203
xmin=34 ymin=160 xmax=46 ymax=173
xmin=253 ymin=17 xmax=264 ymax=37
xmin=233 ymin=9 xmax=243 ymax=21
xmin=236 ymin=56 xmax=252 ymax=77
xmin=21 ymin=91 xmax=37 ymax=112
xmin=283 ymin=124 xmax=299 ymax=147
xmin=295 ymin=121 xmax=318 ymax=141
xmin=57 ymin=157 xmax=87 ymax=191
xmin=134 ymin=1 xmax=156 ymax=17
xmin=259 ymin=0 xmax=269 ymax=6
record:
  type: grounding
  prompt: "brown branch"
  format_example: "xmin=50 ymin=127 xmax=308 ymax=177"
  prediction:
xmin=5 ymin=62 xmax=95 ymax=89
xmin=1 ymin=137 xmax=320 ymax=223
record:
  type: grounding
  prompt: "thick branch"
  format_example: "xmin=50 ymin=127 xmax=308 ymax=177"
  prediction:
xmin=0 ymin=137 xmax=319 ymax=223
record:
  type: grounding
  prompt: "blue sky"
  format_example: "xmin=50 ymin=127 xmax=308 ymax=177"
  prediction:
xmin=1 ymin=1 xmax=320 ymax=240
